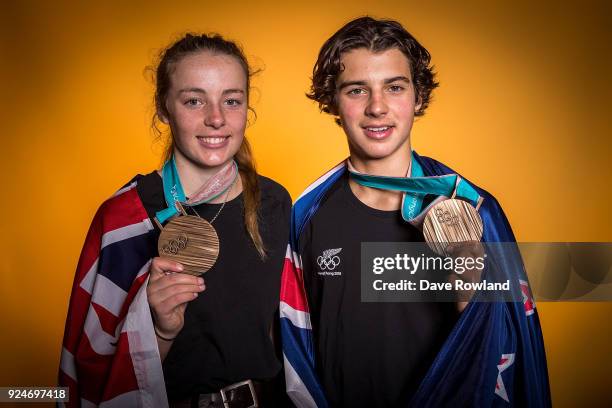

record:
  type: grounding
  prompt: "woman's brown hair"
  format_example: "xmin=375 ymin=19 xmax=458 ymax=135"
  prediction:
xmin=152 ymin=33 xmax=265 ymax=258
xmin=307 ymin=16 xmax=439 ymax=125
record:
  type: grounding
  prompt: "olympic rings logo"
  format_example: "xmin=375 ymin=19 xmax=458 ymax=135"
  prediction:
xmin=317 ymin=248 xmax=342 ymax=270
xmin=317 ymin=255 xmax=340 ymax=270
xmin=162 ymin=234 xmax=188 ymax=255
xmin=435 ymin=208 xmax=459 ymax=226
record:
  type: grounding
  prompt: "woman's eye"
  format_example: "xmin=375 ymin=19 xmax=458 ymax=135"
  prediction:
xmin=225 ymin=99 xmax=243 ymax=106
xmin=185 ymin=98 xmax=203 ymax=106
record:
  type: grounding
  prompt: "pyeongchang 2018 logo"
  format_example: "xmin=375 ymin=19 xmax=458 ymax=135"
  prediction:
xmin=317 ymin=248 xmax=342 ymax=276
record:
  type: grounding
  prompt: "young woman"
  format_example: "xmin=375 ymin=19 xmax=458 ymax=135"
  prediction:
xmin=59 ymin=34 xmax=291 ymax=407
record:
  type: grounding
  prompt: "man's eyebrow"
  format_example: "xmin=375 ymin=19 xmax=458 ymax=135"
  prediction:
xmin=384 ymin=76 xmax=411 ymax=84
xmin=337 ymin=76 xmax=411 ymax=91
xmin=337 ymin=80 xmax=367 ymax=91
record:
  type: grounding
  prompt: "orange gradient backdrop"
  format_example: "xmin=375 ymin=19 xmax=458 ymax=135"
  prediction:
xmin=1 ymin=1 xmax=611 ymax=407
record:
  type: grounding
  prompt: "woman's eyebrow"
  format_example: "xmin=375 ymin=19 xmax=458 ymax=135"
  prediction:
xmin=177 ymin=88 xmax=245 ymax=95
xmin=222 ymin=89 xmax=245 ymax=95
xmin=179 ymin=87 xmax=206 ymax=94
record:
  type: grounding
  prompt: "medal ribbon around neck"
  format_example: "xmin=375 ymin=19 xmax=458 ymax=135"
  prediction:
xmin=347 ymin=151 xmax=484 ymax=255
xmin=347 ymin=151 xmax=481 ymax=222
xmin=154 ymin=155 xmax=239 ymax=276
xmin=156 ymin=155 xmax=238 ymax=224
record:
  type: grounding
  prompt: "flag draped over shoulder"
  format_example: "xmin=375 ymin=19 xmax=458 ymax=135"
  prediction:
xmin=280 ymin=151 xmax=551 ymax=407
xmin=59 ymin=177 xmax=168 ymax=407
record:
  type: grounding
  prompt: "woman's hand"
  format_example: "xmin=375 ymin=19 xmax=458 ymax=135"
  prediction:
xmin=146 ymin=257 xmax=206 ymax=339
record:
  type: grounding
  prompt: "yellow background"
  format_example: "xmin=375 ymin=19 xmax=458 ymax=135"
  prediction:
xmin=1 ymin=1 xmax=611 ymax=406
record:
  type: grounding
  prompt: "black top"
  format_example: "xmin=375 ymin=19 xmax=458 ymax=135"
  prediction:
xmin=137 ymin=171 xmax=291 ymax=399
xmin=301 ymin=174 xmax=459 ymax=408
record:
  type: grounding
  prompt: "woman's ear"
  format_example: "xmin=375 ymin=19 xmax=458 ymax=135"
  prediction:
xmin=157 ymin=110 xmax=169 ymax=124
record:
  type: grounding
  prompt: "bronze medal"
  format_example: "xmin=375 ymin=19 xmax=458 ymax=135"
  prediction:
xmin=157 ymin=215 xmax=220 ymax=276
xmin=422 ymin=198 xmax=484 ymax=256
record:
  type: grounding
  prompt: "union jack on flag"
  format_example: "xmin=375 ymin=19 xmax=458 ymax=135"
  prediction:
xmin=58 ymin=178 xmax=168 ymax=407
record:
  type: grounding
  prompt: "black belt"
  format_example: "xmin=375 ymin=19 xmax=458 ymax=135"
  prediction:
xmin=171 ymin=379 xmax=265 ymax=408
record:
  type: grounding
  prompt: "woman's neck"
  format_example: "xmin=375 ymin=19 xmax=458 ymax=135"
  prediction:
xmin=172 ymin=151 xmax=243 ymax=203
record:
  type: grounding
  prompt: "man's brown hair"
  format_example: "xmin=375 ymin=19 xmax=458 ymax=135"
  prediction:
xmin=307 ymin=16 xmax=439 ymax=123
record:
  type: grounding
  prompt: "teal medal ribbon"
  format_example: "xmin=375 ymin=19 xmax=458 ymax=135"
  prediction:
xmin=347 ymin=151 xmax=482 ymax=224
xmin=155 ymin=155 xmax=238 ymax=225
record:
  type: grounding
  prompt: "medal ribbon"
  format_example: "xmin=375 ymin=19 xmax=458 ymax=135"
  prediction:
xmin=155 ymin=155 xmax=238 ymax=224
xmin=347 ymin=152 xmax=482 ymax=222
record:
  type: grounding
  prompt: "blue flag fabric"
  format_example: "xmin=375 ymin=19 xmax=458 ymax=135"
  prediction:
xmin=280 ymin=151 xmax=551 ymax=407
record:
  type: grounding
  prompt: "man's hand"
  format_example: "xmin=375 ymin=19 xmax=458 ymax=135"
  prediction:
xmin=446 ymin=241 xmax=485 ymax=312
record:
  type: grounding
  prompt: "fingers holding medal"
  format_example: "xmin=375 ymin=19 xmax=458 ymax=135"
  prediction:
xmin=147 ymin=257 xmax=206 ymax=339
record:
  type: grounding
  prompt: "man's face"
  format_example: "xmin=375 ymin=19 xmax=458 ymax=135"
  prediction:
xmin=335 ymin=47 xmax=419 ymax=164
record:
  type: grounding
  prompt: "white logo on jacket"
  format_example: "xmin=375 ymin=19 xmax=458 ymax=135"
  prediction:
xmin=317 ymin=248 xmax=342 ymax=275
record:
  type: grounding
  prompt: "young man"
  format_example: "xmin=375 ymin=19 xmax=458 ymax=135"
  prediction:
xmin=280 ymin=17 xmax=550 ymax=407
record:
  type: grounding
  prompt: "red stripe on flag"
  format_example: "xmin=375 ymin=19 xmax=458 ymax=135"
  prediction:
xmin=118 ymin=272 xmax=148 ymax=322
xmin=101 ymin=333 xmax=140 ymax=402
xmin=75 ymin=334 xmax=114 ymax=404
xmin=92 ymin=303 xmax=121 ymax=337
xmin=63 ymin=286 xmax=93 ymax=353
xmin=74 ymin=212 xmax=103 ymax=285
xmin=100 ymin=187 xmax=150 ymax=235
xmin=280 ymin=258 xmax=309 ymax=312
xmin=58 ymin=369 xmax=80 ymax=408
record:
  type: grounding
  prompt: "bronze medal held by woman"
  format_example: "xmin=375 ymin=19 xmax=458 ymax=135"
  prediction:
xmin=57 ymin=32 xmax=291 ymax=407
xmin=147 ymin=34 xmax=258 ymax=346
xmin=145 ymin=34 xmax=291 ymax=407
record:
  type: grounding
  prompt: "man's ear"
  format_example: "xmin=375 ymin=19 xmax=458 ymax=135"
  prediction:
xmin=415 ymin=94 xmax=423 ymax=113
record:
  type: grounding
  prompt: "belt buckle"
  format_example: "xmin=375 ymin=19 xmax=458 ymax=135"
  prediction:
xmin=219 ymin=379 xmax=258 ymax=408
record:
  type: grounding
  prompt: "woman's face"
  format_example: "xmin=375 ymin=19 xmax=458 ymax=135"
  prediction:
xmin=162 ymin=51 xmax=247 ymax=171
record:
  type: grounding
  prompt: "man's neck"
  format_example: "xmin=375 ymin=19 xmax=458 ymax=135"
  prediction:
xmin=348 ymin=150 xmax=412 ymax=211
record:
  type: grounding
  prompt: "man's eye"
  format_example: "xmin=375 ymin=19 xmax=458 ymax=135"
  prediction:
xmin=347 ymin=88 xmax=366 ymax=95
xmin=388 ymin=85 xmax=404 ymax=92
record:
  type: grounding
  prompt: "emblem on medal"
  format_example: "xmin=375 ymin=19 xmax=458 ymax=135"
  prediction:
xmin=156 ymin=202 xmax=220 ymax=276
xmin=422 ymin=198 xmax=483 ymax=256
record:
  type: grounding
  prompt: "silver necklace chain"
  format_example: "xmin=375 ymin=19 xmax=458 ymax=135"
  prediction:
xmin=189 ymin=176 xmax=236 ymax=225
